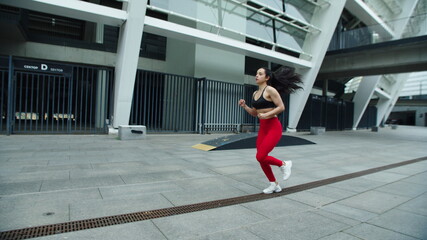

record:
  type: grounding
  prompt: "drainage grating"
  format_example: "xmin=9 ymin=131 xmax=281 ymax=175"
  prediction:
xmin=1 ymin=156 xmax=426 ymax=240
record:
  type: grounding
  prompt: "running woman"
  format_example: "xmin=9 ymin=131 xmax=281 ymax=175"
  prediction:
xmin=238 ymin=66 xmax=303 ymax=194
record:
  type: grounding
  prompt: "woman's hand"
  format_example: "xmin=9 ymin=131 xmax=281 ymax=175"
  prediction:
xmin=238 ymin=99 xmax=246 ymax=108
xmin=257 ymin=113 xmax=268 ymax=119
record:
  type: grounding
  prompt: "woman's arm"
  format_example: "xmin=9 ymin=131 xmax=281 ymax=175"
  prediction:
xmin=238 ymin=99 xmax=258 ymax=117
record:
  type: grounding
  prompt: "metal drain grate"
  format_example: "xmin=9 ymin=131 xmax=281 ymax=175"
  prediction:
xmin=1 ymin=156 xmax=426 ymax=240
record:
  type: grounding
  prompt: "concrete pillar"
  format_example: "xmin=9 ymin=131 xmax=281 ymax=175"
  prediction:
xmin=380 ymin=73 xmax=410 ymax=124
xmin=375 ymin=0 xmax=418 ymax=126
xmin=352 ymin=75 xmax=380 ymax=129
xmin=95 ymin=70 xmax=107 ymax=128
xmin=112 ymin=0 xmax=147 ymax=128
xmin=96 ymin=23 xmax=104 ymax=44
xmin=323 ymin=79 xmax=328 ymax=97
xmin=288 ymin=0 xmax=346 ymax=131
xmin=392 ymin=0 xmax=419 ymax=39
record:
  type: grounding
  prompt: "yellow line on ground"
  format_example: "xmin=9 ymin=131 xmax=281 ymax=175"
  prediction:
xmin=192 ymin=144 xmax=216 ymax=151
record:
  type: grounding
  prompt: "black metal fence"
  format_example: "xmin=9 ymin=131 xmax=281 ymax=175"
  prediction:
xmin=358 ymin=105 xmax=377 ymax=129
xmin=198 ymin=79 xmax=247 ymax=134
xmin=1 ymin=56 xmax=365 ymax=135
xmin=0 ymin=68 xmax=8 ymax=134
xmin=129 ymin=71 xmax=263 ymax=134
xmin=297 ymin=94 xmax=355 ymax=131
xmin=0 ymin=56 xmax=113 ymax=134
xmin=130 ymin=70 xmax=198 ymax=133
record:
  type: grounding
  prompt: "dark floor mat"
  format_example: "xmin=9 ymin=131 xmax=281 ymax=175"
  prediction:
xmin=192 ymin=133 xmax=315 ymax=151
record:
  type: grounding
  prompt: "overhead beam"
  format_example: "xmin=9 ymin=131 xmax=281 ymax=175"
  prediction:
xmin=143 ymin=16 xmax=312 ymax=69
xmin=0 ymin=0 xmax=127 ymax=26
xmin=319 ymin=36 xmax=427 ymax=79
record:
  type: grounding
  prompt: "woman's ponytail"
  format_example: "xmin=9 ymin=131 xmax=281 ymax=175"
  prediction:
xmin=263 ymin=66 xmax=303 ymax=94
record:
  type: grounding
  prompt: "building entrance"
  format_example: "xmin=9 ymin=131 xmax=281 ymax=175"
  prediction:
xmin=13 ymin=71 xmax=73 ymax=133
xmin=1 ymin=56 xmax=112 ymax=134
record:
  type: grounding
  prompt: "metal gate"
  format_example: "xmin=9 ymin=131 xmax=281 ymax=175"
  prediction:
xmin=130 ymin=70 xmax=198 ymax=133
xmin=0 ymin=68 xmax=8 ymax=134
xmin=13 ymin=71 xmax=73 ymax=133
xmin=0 ymin=56 xmax=112 ymax=135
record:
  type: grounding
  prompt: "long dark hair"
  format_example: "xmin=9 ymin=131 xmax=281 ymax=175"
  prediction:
xmin=262 ymin=66 xmax=303 ymax=94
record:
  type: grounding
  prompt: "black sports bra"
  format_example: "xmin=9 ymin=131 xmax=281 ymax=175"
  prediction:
xmin=252 ymin=87 xmax=276 ymax=109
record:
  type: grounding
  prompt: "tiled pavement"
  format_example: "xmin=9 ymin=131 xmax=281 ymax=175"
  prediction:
xmin=0 ymin=125 xmax=426 ymax=239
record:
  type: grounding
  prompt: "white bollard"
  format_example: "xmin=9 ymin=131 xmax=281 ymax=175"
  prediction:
xmin=119 ymin=125 xmax=146 ymax=140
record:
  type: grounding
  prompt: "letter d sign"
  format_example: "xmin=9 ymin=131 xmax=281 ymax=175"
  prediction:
xmin=41 ymin=64 xmax=48 ymax=71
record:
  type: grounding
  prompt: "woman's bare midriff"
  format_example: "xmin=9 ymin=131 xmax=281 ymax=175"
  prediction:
xmin=257 ymin=108 xmax=277 ymax=119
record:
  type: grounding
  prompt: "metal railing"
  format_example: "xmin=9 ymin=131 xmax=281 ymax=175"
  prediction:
xmin=0 ymin=68 xmax=8 ymax=134
xmin=130 ymin=70 xmax=199 ymax=133
xmin=197 ymin=79 xmax=249 ymax=134
xmin=329 ymin=13 xmax=427 ymax=51
xmin=129 ymin=70 xmax=262 ymax=134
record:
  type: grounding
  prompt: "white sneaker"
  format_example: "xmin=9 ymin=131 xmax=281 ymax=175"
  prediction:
xmin=280 ymin=161 xmax=292 ymax=180
xmin=262 ymin=182 xmax=282 ymax=194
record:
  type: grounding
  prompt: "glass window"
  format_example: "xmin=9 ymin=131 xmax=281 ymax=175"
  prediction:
xmin=285 ymin=0 xmax=316 ymax=23
xmin=275 ymin=21 xmax=305 ymax=52
xmin=264 ymin=0 xmax=284 ymax=12
xmin=246 ymin=10 xmax=275 ymax=43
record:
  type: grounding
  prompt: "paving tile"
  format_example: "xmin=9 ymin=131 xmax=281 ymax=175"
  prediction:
xmin=0 ymin=170 xmax=70 ymax=184
xmin=321 ymin=202 xmax=378 ymax=222
xmin=401 ymin=171 xmax=427 ymax=186
xmin=336 ymin=190 xmax=411 ymax=214
xmin=69 ymin=168 xmax=127 ymax=179
xmin=152 ymin=205 xmax=266 ymax=240
xmin=22 ymin=164 xmax=93 ymax=172
xmin=70 ymin=193 xmax=173 ymax=221
xmin=99 ymin=182 xmax=181 ymax=199
xmin=345 ymin=223 xmax=418 ymax=240
xmin=2 ymin=159 xmax=50 ymax=167
xmin=385 ymin=162 xmax=427 ymax=176
xmin=210 ymin=164 xmax=258 ymax=175
xmin=367 ymin=209 xmax=427 ymax=239
xmin=0 ymin=201 xmax=69 ymax=231
xmin=32 ymin=220 xmax=167 ymax=240
xmin=360 ymin=171 xmax=409 ymax=183
xmin=191 ymin=228 xmax=264 ymax=240
xmin=397 ymin=193 xmax=427 ymax=216
xmin=161 ymin=184 xmax=248 ymax=206
xmin=314 ymin=208 xmax=361 ymax=227
xmin=317 ymin=232 xmax=362 ymax=240
xmin=284 ymin=189 xmax=338 ymax=207
xmin=119 ymin=173 xmax=157 ymax=184
xmin=375 ymin=181 xmax=427 ymax=198
xmin=246 ymin=211 xmax=350 ymax=240
xmin=328 ymin=177 xmax=387 ymax=193
xmin=306 ymin=185 xmax=358 ymax=201
xmin=40 ymin=176 xmax=125 ymax=192
xmin=0 ymin=181 xmax=42 ymax=195
xmin=242 ymin=196 xmax=313 ymax=219
xmin=0 ymin=188 xmax=102 ymax=206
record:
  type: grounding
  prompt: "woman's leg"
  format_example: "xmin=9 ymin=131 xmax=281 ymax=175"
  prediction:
xmin=256 ymin=118 xmax=283 ymax=182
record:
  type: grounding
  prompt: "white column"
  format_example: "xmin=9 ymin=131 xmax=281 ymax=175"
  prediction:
xmin=288 ymin=0 xmax=346 ymax=131
xmin=96 ymin=23 xmax=104 ymax=44
xmin=375 ymin=0 xmax=418 ymax=125
xmin=352 ymin=75 xmax=380 ymax=129
xmin=112 ymin=0 xmax=147 ymax=128
xmin=380 ymin=73 xmax=410 ymax=124
xmin=95 ymin=70 xmax=107 ymax=128
xmin=391 ymin=0 xmax=419 ymax=39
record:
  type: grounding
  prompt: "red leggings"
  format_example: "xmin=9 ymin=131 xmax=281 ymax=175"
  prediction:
xmin=256 ymin=117 xmax=283 ymax=182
